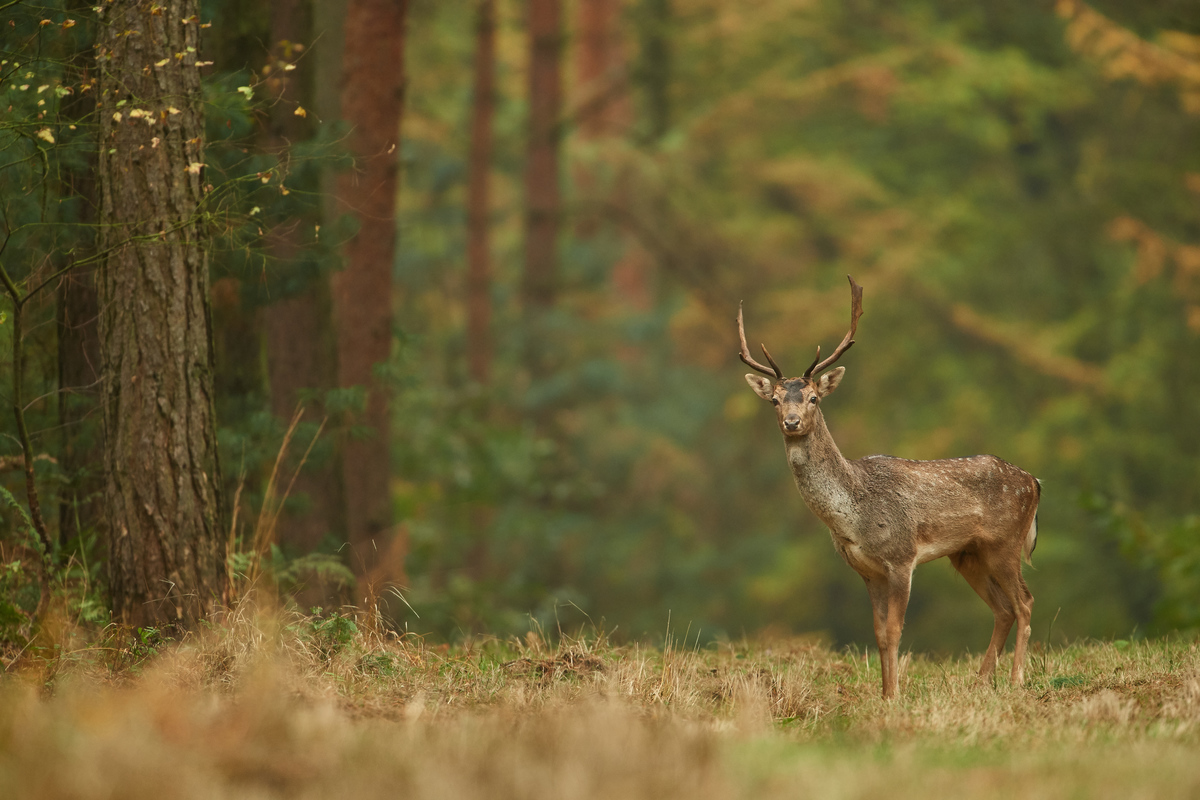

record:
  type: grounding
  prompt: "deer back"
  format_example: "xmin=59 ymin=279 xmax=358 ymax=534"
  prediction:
xmin=845 ymin=453 xmax=1039 ymax=565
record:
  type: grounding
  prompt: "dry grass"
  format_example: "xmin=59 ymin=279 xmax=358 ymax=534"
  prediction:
xmin=2 ymin=604 xmax=1199 ymax=799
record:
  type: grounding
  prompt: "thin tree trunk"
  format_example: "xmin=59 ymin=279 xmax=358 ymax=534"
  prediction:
xmin=577 ymin=0 xmax=628 ymax=139
xmin=467 ymin=0 xmax=496 ymax=384
xmin=263 ymin=0 xmax=343 ymax=558
xmin=57 ymin=24 xmax=103 ymax=557
xmin=265 ymin=289 xmax=340 ymax=555
xmin=57 ymin=264 xmax=100 ymax=552
xmin=576 ymin=0 xmax=648 ymax=310
xmin=638 ymin=0 xmax=670 ymax=142
xmin=522 ymin=0 xmax=563 ymax=317
xmin=333 ymin=0 xmax=408 ymax=594
xmin=96 ymin=0 xmax=227 ymax=627
xmin=574 ymin=0 xmax=630 ymax=241
xmin=203 ymin=0 xmax=266 ymax=548
xmin=210 ymin=278 xmax=260 ymax=416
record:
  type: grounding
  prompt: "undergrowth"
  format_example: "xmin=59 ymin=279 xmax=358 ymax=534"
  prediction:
xmin=1 ymin=601 xmax=1199 ymax=798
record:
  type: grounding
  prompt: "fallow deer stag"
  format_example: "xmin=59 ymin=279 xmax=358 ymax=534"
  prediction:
xmin=739 ymin=276 xmax=1039 ymax=699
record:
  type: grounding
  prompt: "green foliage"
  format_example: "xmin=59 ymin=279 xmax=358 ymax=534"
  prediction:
xmin=386 ymin=0 xmax=1200 ymax=648
xmin=228 ymin=544 xmax=355 ymax=597
xmin=0 ymin=561 xmax=33 ymax=646
xmin=130 ymin=626 xmax=168 ymax=662
xmin=306 ymin=607 xmax=360 ymax=658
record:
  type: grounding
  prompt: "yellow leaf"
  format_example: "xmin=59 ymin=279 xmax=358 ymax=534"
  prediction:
xmin=293 ymin=105 xmax=306 ymax=118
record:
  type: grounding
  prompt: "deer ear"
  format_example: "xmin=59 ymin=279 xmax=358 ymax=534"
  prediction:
xmin=745 ymin=374 xmax=774 ymax=400
xmin=817 ymin=366 xmax=846 ymax=397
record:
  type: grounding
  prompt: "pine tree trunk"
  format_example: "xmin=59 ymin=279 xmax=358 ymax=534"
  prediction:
xmin=576 ymin=0 xmax=648 ymax=309
xmin=574 ymin=0 xmax=629 ymax=241
xmin=523 ymin=0 xmax=563 ymax=316
xmin=96 ymin=0 xmax=226 ymax=627
xmin=333 ymin=0 xmax=408 ymax=593
xmin=57 ymin=263 xmax=100 ymax=552
xmin=576 ymin=0 xmax=629 ymax=139
xmin=467 ymin=0 xmax=496 ymax=384
xmin=638 ymin=0 xmax=670 ymax=142
xmin=263 ymin=0 xmax=343 ymax=558
xmin=57 ymin=23 xmax=103 ymax=556
xmin=522 ymin=0 xmax=564 ymax=382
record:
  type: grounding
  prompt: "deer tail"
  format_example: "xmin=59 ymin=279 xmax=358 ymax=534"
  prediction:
xmin=1023 ymin=478 xmax=1041 ymax=565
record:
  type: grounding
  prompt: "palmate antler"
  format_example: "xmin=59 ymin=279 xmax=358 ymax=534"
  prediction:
xmin=804 ymin=275 xmax=863 ymax=378
xmin=738 ymin=276 xmax=864 ymax=381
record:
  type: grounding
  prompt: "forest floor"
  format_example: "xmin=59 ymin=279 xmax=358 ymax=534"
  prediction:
xmin=1 ymin=603 xmax=1198 ymax=799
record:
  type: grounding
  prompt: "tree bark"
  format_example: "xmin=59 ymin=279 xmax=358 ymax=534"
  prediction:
xmin=522 ymin=0 xmax=563 ymax=316
xmin=467 ymin=0 xmax=496 ymax=384
xmin=96 ymin=0 xmax=227 ymax=627
xmin=333 ymin=0 xmax=408 ymax=593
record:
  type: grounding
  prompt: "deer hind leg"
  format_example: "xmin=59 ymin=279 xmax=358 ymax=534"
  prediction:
xmin=1007 ymin=573 xmax=1034 ymax=686
xmin=986 ymin=554 xmax=1034 ymax=686
xmin=949 ymin=550 xmax=1016 ymax=682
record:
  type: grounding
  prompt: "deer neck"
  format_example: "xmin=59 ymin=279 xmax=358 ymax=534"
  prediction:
xmin=783 ymin=412 xmax=858 ymax=534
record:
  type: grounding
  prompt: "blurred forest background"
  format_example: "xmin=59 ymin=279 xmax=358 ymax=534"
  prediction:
xmin=1 ymin=0 xmax=1199 ymax=653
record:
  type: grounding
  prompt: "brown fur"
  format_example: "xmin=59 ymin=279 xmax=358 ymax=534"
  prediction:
xmin=747 ymin=370 xmax=1039 ymax=699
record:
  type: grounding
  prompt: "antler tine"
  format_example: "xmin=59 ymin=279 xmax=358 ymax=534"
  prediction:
xmin=737 ymin=302 xmax=783 ymax=379
xmin=804 ymin=345 xmax=821 ymax=377
xmin=760 ymin=343 xmax=783 ymax=377
xmin=804 ymin=276 xmax=864 ymax=378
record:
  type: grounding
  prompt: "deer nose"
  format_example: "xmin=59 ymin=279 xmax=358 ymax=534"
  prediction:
xmin=783 ymin=415 xmax=801 ymax=431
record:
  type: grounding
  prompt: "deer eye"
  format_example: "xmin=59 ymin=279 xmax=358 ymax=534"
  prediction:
xmin=809 ymin=396 xmax=818 ymax=404
xmin=772 ymin=398 xmax=781 ymax=406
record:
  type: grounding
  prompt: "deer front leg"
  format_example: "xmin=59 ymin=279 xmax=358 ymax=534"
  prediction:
xmin=863 ymin=577 xmax=890 ymax=695
xmin=882 ymin=573 xmax=912 ymax=699
xmin=864 ymin=574 xmax=910 ymax=699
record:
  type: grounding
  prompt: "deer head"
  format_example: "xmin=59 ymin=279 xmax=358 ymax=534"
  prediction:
xmin=739 ymin=275 xmax=863 ymax=437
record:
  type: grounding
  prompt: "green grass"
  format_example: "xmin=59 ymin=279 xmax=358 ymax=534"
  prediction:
xmin=1 ymin=604 xmax=1198 ymax=798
